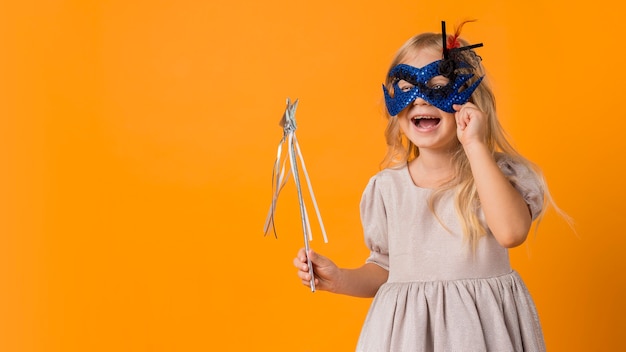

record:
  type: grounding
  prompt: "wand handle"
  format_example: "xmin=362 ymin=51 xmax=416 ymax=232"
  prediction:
xmin=305 ymin=242 xmax=316 ymax=293
xmin=288 ymin=133 xmax=316 ymax=292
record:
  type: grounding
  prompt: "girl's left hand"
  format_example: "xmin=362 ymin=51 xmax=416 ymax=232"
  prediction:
xmin=453 ymin=103 xmax=487 ymax=148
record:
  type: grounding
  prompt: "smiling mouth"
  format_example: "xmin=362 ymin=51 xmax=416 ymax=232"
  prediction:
xmin=411 ymin=116 xmax=441 ymax=129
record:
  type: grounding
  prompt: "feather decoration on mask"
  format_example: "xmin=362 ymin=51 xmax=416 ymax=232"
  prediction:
xmin=442 ymin=20 xmax=483 ymax=59
xmin=446 ymin=20 xmax=474 ymax=50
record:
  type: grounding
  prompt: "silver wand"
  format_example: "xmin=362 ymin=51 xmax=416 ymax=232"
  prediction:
xmin=264 ymin=98 xmax=328 ymax=292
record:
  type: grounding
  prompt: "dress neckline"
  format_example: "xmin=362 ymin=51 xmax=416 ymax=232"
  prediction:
xmin=402 ymin=163 xmax=435 ymax=191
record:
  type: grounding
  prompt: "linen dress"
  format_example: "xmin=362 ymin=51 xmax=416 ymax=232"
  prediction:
xmin=356 ymin=155 xmax=545 ymax=352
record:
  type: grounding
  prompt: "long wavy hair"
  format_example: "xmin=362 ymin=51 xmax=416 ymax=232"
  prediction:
xmin=381 ymin=31 xmax=561 ymax=250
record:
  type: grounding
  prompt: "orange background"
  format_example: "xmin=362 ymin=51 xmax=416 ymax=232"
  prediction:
xmin=1 ymin=1 xmax=624 ymax=351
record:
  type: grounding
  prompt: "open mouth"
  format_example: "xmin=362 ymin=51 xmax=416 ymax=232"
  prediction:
xmin=411 ymin=116 xmax=441 ymax=130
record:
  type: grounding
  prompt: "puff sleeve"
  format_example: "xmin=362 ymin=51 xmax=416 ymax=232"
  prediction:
xmin=360 ymin=175 xmax=390 ymax=270
xmin=496 ymin=154 xmax=545 ymax=221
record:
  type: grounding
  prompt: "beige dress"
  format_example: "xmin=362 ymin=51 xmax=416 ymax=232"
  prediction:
xmin=356 ymin=155 xmax=546 ymax=352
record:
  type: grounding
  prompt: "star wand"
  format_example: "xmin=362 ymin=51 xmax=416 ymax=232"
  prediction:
xmin=264 ymin=98 xmax=328 ymax=292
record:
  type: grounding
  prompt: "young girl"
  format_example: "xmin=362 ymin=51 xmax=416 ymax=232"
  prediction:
xmin=294 ymin=21 xmax=550 ymax=352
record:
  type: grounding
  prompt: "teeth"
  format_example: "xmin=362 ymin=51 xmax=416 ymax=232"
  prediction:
xmin=412 ymin=116 xmax=437 ymax=120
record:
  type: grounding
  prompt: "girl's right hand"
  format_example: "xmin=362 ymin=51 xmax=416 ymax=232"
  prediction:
xmin=293 ymin=248 xmax=340 ymax=292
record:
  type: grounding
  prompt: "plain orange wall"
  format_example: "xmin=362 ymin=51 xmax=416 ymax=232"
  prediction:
xmin=1 ymin=0 xmax=624 ymax=351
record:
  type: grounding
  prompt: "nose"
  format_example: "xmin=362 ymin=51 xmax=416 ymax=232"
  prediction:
xmin=413 ymin=97 xmax=430 ymax=106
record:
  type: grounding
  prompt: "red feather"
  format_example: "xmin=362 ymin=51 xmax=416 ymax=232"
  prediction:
xmin=447 ymin=20 xmax=477 ymax=50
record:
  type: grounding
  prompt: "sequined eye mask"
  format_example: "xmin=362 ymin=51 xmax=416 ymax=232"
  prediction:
xmin=383 ymin=61 xmax=483 ymax=114
xmin=383 ymin=21 xmax=484 ymax=115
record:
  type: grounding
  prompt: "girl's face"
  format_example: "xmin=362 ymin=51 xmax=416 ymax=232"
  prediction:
xmin=397 ymin=47 xmax=458 ymax=152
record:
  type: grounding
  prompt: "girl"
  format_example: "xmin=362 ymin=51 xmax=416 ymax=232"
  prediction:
xmin=294 ymin=22 xmax=550 ymax=351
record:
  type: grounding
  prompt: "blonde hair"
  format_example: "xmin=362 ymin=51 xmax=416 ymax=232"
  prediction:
xmin=381 ymin=32 xmax=563 ymax=250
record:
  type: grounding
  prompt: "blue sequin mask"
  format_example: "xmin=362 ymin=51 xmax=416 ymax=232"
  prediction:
xmin=383 ymin=60 xmax=483 ymax=115
xmin=383 ymin=21 xmax=485 ymax=115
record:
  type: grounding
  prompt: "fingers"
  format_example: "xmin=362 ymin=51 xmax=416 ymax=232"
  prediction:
xmin=453 ymin=104 xmax=467 ymax=130
xmin=293 ymin=248 xmax=309 ymax=271
xmin=296 ymin=247 xmax=307 ymax=263
xmin=294 ymin=248 xmax=329 ymax=288
xmin=294 ymin=248 xmax=338 ymax=290
xmin=306 ymin=248 xmax=318 ymax=263
xmin=453 ymin=103 xmax=475 ymax=130
xmin=294 ymin=248 xmax=314 ymax=284
xmin=300 ymin=276 xmax=318 ymax=287
xmin=453 ymin=102 xmax=478 ymax=111
xmin=456 ymin=113 xmax=469 ymax=130
xmin=454 ymin=103 xmax=485 ymax=130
